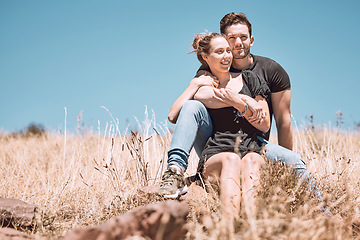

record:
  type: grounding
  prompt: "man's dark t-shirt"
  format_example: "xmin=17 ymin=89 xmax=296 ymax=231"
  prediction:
xmin=198 ymin=54 xmax=291 ymax=139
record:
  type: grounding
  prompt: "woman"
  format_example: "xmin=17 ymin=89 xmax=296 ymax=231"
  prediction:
xmin=190 ymin=32 xmax=270 ymax=217
xmin=157 ymin=33 xmax=269 ymax=216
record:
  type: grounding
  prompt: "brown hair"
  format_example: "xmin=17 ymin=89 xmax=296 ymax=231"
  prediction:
xmin=220 ymin=12 xmax=252 ymax=36
xmin=192 ymin=32 xmax=222 ymax=65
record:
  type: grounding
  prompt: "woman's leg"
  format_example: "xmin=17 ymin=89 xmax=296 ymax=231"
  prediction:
xmin=167 ymin=100 xmax=213 ymax=171
xmin=156 ymin=100 xmax=212 ymax=198
xmin=203 ymin=152 xmax=242 ymax=217
xmin=240 ymin=152 xmax=265 ymax=217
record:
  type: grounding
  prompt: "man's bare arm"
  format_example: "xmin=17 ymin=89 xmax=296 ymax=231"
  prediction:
xmin=193 ymin=86 xmax=230 ymax=109
xmin=195 ymin=87 xmax=270 ymax=132
xmin=215 ymin=87 xmax=270 ymax=133
xmin=271 ymin=89 xmax=293 ymax=150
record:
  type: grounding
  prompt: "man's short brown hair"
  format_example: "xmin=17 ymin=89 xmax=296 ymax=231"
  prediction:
xmin=220 ymin=12 xmax=252 ymax=36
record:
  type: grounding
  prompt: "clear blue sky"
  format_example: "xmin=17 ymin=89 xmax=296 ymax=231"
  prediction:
xmin=1 ymin=0 xmax=359 ymax=134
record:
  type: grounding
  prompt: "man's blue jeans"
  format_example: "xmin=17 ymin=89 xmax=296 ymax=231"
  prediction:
xmin=167 ymin=100 xmax=322 ymax=200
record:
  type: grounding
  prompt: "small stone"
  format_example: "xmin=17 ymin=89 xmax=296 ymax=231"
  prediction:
xmin=0 ymin=198 xmax=37 ymax=230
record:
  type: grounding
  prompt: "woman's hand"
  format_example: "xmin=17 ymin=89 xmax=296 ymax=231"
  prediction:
xmin=214 ymin=89 xmax=267 ymax=124
xmin=213 ymin=87 xmax=240 ymax=106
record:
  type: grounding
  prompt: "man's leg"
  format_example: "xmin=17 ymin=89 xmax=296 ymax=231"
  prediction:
xmin=257 ymin=136 xmax=323 ymax=201
xmin=156 ymin=100 xmax=213 ymax=198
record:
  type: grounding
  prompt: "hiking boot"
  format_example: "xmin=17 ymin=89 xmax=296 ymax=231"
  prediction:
xmin=156 ymin=168 xmax=188 ymax=199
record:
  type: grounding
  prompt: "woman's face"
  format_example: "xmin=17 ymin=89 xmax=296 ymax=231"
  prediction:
xmin=202 ymin=36 xmax=233 ymax=73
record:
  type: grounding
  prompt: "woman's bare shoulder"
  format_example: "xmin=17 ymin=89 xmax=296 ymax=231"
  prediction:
xmin=230 ymin=72 xmax=242 ymax=80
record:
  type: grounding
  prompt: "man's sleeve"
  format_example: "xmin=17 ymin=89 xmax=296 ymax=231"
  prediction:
xmin=270 ymin=61 xmax=291 ymax=93
xmin=195 ymin=64 xmax=211 ymax=77
xmin=243 ymin=70 xmax=270 ymax=98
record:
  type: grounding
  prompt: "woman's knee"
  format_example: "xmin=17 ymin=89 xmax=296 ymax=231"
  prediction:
xmin=241 ymin=153 xmax=265 ymax=169
xmin=221 ymin=153 xmax=242 ymax=169
xmin=241 ymin=153 xmax=264 ymax=187
xmin=182 ymin=100 xmax=206 ymax=115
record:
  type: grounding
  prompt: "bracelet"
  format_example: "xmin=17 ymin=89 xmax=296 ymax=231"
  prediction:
xmin=236 ymin=103 xmax=248 ymax=117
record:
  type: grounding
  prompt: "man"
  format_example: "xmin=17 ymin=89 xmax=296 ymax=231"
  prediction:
xmin=220 ymin=12 xmax=292 ymax=148
xmin=156 ymin=12 xmax=318 ymax=200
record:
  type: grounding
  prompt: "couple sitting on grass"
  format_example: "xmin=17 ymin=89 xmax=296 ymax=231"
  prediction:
xmin=156 ymin=12 xmax=323 ymax=218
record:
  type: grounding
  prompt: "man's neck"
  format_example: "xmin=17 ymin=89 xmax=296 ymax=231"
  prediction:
xmin=232 ymin=54 xmax=254 ymax=70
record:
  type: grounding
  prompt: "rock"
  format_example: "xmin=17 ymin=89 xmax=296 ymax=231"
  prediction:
xmin=63 ymin=200 xmax=188 ymax=240
xmin=0 ymin=198 xmax=37 ymax=230
xmin=0 ymin=228 xmax=33 ymax=240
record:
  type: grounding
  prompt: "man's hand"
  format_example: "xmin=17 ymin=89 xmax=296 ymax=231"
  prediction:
xmin=246 ymin=97 xmax=267 ymax=124
xmin=191 ymin=71 xmax=219 ymax=88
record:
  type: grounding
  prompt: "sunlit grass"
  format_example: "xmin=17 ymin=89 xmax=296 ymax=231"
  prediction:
xmin=1 ymin=113 xmax=359 ymax=239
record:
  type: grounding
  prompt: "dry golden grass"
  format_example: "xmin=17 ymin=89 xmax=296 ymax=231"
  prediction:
xmin=1 ymin=119 xmax=360 ymax=239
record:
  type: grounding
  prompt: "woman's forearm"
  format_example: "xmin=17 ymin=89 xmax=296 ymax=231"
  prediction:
xmin=243 ymin=97 xmax=270 ymax=132
xmin=238 ymin=94 xmax=253 ymax=104
xmin=231 ymin=95 xmax=270 ymax=132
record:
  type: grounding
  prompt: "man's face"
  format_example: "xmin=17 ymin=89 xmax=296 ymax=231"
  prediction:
xmin=225 ymin=24 xmax=254 ymax=59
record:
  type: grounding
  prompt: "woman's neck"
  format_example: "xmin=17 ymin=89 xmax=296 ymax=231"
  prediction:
xmin=212 ymin=70 xmax=231 ymax=88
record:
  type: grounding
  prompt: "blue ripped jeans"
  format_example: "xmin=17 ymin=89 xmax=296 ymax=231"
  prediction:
xmin=167 ymin=100 xmax=213 ymax=171
xmin=167 ymin=100 xmax=322 ymax=201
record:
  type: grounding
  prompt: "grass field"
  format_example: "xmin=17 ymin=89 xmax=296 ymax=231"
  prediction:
xmin=1 ymin=117 xmax=360 ymax=239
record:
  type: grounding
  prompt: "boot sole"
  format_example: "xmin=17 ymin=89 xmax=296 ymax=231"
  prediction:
xmin=163 ymin=185 xmax=188 ymax=199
